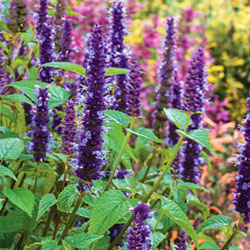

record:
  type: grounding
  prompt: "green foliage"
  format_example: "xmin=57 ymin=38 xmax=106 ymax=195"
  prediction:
xmin=199 ymin=241 xmax=220 ymax=250
xmin=197 ymin=215 xmax=232 ymax=233
xmin=104 ymin=110 xmax=131 ymax=126
xmin=88 ymin=190 xmax=131 ymax=235
xmin=37 ymin=194 xmax=57 ymax=220
xmin=151 ymin=231 xmax=165 ymax=250
xmin=0 ymin=138 xmax=24 ymax=160
xmin=2 ymin=187 xmax=35 ymax=217
xmin=71 ymin=233 xmax=103 ymax=248
xmin=0 ymin=214 xmax=23 ymax=233
xmin=0 ymin=165 xmax=16 ymax=180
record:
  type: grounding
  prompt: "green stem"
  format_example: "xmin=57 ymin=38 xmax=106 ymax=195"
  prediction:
xmin=42 ymin=206 xmax=56 ymax=237
xmin=33 ymin=163 xmax=40 ymax=193
xmin=221 ymin=217 xmax=242 ymax=250
xmin=154 ymin=211 xmax=164 ymax=230
xmin=58 ymin=193 xmax=85 ymax=244
xmin=104 ymin=118 xmax=135 ymax=191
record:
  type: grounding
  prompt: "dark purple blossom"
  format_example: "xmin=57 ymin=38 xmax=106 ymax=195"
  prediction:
xmin=62 ymin=100 xmax=76 ymax=155
xmin=234 ymin=96 xmax=250 ymax=223
xmin=8 ymin=0 xmax=28 ymax=33
xmin=31 ymin=86 xmax=50 ymax=162
xmin=153 ymin=17 xmax=176 ymax=140
xmin=175 ymin=230 xmax=187 ymax=250
xmin=128 ymin=202 xmax=152 ymax=250
xmin=75 ymin=25 xmax=106 ymax=189
xmin=51 ymin=106 xmax=63 ymax=133
xmin=167 ymin=69 xmax=182 ymax=147
xmin=0 ymin=49 xmax=7 ymax=95
xmin=36 ymin=0 xmax=48 ymax=36
xmin=113 ymin=53 xmax=129 ymax=112
xmin=115 ymin=169 xmax=132 ymax=180
xmin=54 ymin=0 xmax=67 ymax=52
xmin=39 ymin=23 xmax=53 ymax=83
xmin=126 ymin=53 xmax=142 ymax=117
xmin=181 ymin=48 xmax=206 ymax=184
xmin=60 ymin=20 xmax=72 ymax=62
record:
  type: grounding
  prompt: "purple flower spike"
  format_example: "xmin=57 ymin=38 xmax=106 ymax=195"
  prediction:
xmin=8 ymin=0 xmax=28 ymax=33
xmin=0 ymin=49 xmax=7 ymax=95
xmin=62 ymin=100 xmax=76 ymax=155
xmin=75 ymin=25 xmax=106 ymax=189
xmin=154 ymin=17 xmax=176 ymax=140
xmin=31 ymin=86 xmax=50 ymax=162
xmin=60 ymin=20 xmax=72 ymax=62
xmin=167 ymin=69 xmax=182 ymax=147
xmin=181 ymin=48 xmax=206 ymax=184
xmin=126 ymin=53 xmax=143 ymax=117
xmin=39 ymin=23 xmax=53 ymax=83
xmin=176 ymin=230 xmax=187 ymax=250
xmin=128 ymin=203 xmax=152 ymax=250
xmin=114 ymin=53 xmax=129 ymax=112
xmin=37 ymin=0 xmax=48 ymax=36
xmin=234 ymin=96 xmax=250 ymax=223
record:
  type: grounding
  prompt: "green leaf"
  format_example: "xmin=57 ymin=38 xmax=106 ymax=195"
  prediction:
xmin=200 ymin=151 xmax=212 ymax=169
xmin=0 ymin=132 xmax=19 ymax=139
xmin=177 ymin=182 xmax=208 ymax=192
xmin=0 ymin=41 xmax=8 ymax=53
xmin=71 ymin=233 xmax=103 ymax=248
xmin=127 ymin=127 xmax=163 ymax=143
xmin=164 ymin=108 xmax=191 ymax=130
xmin=41 ymin=62 xmax=85 ymax=75
xmin=229 ymin=247 xmax=243 ymax=250
xmin=76 ymin=207 xmax=91 ymax=218
xmin=91 ymin=234 xmax=110 ymax=250
xmin=0 ymin=165 xmax=17 ymax=180
xmin=57 ymin=185 xmax=79 ymax=213
xmin=88 ymin=190 xmax=131 ymax=235
xmin=3 ymin=94 xmax=34 ymax=105
xmin=105 ymin=67 xmax=129 ymax=76
xmin=0 ymin=126 xmax=10 ymax=133
xmin=8 ymin=81 xmax=71 ymax=108
xmin=66 ymin=7 xmax=81 ymax=16
xmin=104 ymin=110 xmax=131 ymax=126
xmin=197 ymin=215 xmax=232 ymax=234
xmin=37 ymin=194 xmax=57 ymax=220
xmin=151 ymin=231 xmax=165 ymax=250
xmin=41 ymin=240 xmax=60 ymax=250
xmin=199 ymin=242 xmax=220 ymax=250
xmin=161 ymin=199 xmax=198 ymax=246
xmin=176 ymin=128 xmax=213 ymax=151
xmin=0 ymin=214 xmax=23 ymax=232
xmin=0 ymin=138 xmax=24 ymax=160
xmin=3 ymin=187 xmax=35 ymax=217
xmin=187 ymin=200 xmax=209 ymax=219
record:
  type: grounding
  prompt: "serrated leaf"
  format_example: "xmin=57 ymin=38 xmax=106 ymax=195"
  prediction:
xmin=177 ymin=128 xmax=212 ymax=151
xmin=164 ymin=108 xmax=191 ymax=129
xmin=41 ymin=240 xmax=60 ymax=250
xmin=0 ymin=126 xmax=10 ymax=133
xmin=197 ymin=215 xmax=232 ymax=233
xmin=0 ymin=214 xmax=23 ymax=232
xmin=76 ymin=207 xmax=91 ymax=218
xmin=199 ymin=242 xmax=220 ymax=250
xmin=161 ymin=199 xmax=198 ymax=246
xmin=72 ymin=233 xmax=103 ymax=248
xmin=229 ymin=247 xmax=243 ymax=250
xmin=0 ymin=138 xmax=24 ymax=160
xmin=3 ymin=94 xmax=34 ymax=105
xmin=177 ymin=182 xmax=208 ymax=192
xmin=105 ymin=67 xmax=129 ymax=76
xmin=151 ymin=231 xmax=165 ymax=250
xmin=37 ymin=194 xmax=57 ymax=220
xmin=3 ymin=187 xmax=35 ymax=217
xmin=41 ymin=62 xmax=85 ymax=76
xmin=104 ymin=110 xmax=131 ymax=126
xmin=127 ymin=127 xmax=163 ymax=143
xmin=8 ymin=81 xmax=70 ymax=108
xmin=57 ymin=185 xmax=79 ymax=213
xmin=0 ymin=165 xmax=17 ymax=180
xmin=88 ymin=190 xmax=131 ymax=235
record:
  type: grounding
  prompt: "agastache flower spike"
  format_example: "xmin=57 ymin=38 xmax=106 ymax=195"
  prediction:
xmin=54 ymin=0 xmax=67 ymax=52
xmin=39 ymin=23 xmax=53 ymax=83
xmin=8 ymin=0 xmax=28 ymax=33
xmin=62 ymin=99 xmax=76 ymax=155
xmin=175 ymin=230 xmax=187 ymax=250
xmin=128 ymin=202 xmax=152 ymax=250
xmin=153 ymin=17 xmax=176 ymax=140
xmin=60 ymin=20 xmax=72 ymax=62
xmin=181 ymin=48 xmax=206 ymax=184
xmin=31 ymin=86 xmax=50 ymax=162
xmin=126 ymin=53 xmax=143 ymax=117
xmin=75 ymin=25 xmax=106 ymax=189
xmin=0 ymin=49 xmax=7 ymax=95
xmin=36 ymin=0 xmax=48 ymax=36
xmin=234 ymin=96 xmax=250 ymax=223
